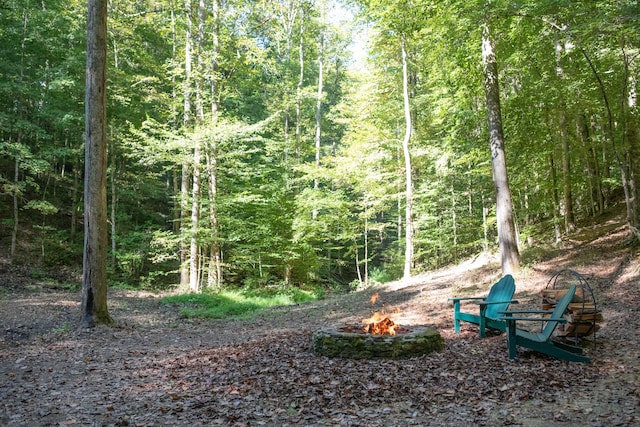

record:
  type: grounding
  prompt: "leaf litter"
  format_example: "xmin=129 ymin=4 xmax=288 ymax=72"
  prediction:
xmin=0 ymin=219 xmax=638 ymax=426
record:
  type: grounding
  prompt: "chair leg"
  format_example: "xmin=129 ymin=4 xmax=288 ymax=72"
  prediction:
xmin=506 ymin=319 xmax=517 ymax=359
xmin=479 ymin=305 xmax=487 ymax=338
xmin=453 ymin=301 xmax=461 ymax=333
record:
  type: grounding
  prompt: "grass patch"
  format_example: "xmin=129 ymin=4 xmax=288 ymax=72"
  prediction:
xmin=161 ymin=286 xmax=323 ymax=319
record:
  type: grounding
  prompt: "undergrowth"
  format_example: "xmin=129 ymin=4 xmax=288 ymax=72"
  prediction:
xmin=161 ymin=286 xmax=323 ymax=319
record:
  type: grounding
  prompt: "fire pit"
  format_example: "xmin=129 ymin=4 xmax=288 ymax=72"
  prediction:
xmin=312 ymin=293 xmax=443 ymax=359
xmin=312 ymin=324 xmax=443 ymax=359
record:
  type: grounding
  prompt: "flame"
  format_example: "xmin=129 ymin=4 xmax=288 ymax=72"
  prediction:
xmin=361 ymin=294 xmax=401 ymax=335
xmin=370 ymin=293 xmax=379 ymax=305
xmin=362 ymin=311 xmax=399 ymax=335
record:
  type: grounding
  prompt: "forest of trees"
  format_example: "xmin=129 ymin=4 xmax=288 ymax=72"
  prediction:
xmin=1 ymin=0 xmax=638 ymax=296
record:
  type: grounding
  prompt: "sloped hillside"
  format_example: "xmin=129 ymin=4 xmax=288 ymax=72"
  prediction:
xmin=0 ymin=212 xmax=638 ymax=426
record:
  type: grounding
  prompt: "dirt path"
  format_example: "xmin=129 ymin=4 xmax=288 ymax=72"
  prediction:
xmin=0 ymin=217 xmax=638 ymax=426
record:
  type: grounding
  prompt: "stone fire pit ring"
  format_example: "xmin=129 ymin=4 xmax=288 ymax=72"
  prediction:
xmin=312 ymin=324 xmax=443 ymax=359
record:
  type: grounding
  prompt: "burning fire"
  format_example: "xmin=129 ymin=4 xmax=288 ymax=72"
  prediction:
xmin=370 ymin=293 xmax=379 ymax=305
xmin=361 ymin=293 xmax=401 ymax=335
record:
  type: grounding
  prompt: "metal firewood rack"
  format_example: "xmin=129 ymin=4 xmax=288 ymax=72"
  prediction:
xmin=542 ymin=269 xmax=601 ymax=348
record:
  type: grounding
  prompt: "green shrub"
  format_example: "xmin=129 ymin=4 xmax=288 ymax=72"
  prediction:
xmin=369 ymin=266 xmax=399 ymax=285
xmin=161 ymin=284 xmax=322 ymax=319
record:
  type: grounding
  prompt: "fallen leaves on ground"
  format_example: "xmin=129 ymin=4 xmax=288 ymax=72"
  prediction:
xmin=0 ymin=219 xmax=638 ymax=426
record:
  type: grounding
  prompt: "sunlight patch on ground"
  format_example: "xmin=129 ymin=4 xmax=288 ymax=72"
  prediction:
xmin=383 ymin=251 xmax=501 ymax=293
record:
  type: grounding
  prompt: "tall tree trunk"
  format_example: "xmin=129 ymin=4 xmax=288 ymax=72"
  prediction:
xmin=451 ymin=183 xmax=457 ymax=262
xmin=189 ymin=140 xmax=201 ymax=292
xmin=206 ymin=146 xmax=221 ymax=289
xmin=207 ymin=0 xmax=222 ymax=289
xmin=170 ymin=1 xmax=182 ymax=237
xmin=195 ymin=0 xmax=206 ymax=123
xmin=10 ymin=10 xmax=28 ymax=265
xmin=559 ymin=111 xmax=575 ymax=232
xmin=211 ymin=0 xmax=220 ymax=118
xmin=109 ymin=134 xmax=117 ymax=269
xmin=288 ymin=3 xmax=305 ymax=283
xmin=10 ymin=148 xmax=19 ymax=264
xmin=180 ymin=0 xmax=193 ymax=288
xmin=295 ymin=9 xmax=304 ymax=163
xmin=555 ymin=40 xmax=575 ymax=232
xmin=577 ymin=113 xmax=602 ymax=216
xmin=71 ymin=162 xmax=80 ymax=238
xmin=81 ymin=0 xmax=112 ymax=327
xmin=481 ymin=23 xmax=520 ymax=274
xmin=189 ymin=163 xmax=200 ymax=293
xmin=312 ymin=30 xmax=324 ymax=220
xmin=364 ymin=203 xmax=369 ymax=287
xmin=622 ymin=50 xmax=640 ymax=240
xmin=594 ymin=114 xmax=612 ymax=209
xmin=188 ymin=0 xmax=206 ymax=292
xmin=109 ymin=37 xmax=120 ymax=270
xmin=550 ymin=154 xmax=562 ymax=244
xmin=549 ymin=153 xmax=562 ymax=244
xmin=467 ymin=172 xmax=473 ymax=217
xmin=275 ymin=0 xmax=296 ymax=149
xmin=482 ymin=194 xmax=489 ymax=252
xmin=401 ymin=35 xmax=414 ymax=280
xmin=581 ymin=45 xmax=640 ymax=241
xmin=184 ymin=0 xmax=193 ymax=125
xmin=180 ymin=163 xmax=190 ymax=287
xmin=397 ymin=149 xmax=402 ymax=246
xmin=354 ymin=238 xmax=362 ymax=287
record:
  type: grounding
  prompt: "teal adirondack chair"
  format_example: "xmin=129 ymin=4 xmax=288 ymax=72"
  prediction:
xmin=449 ymin=274 xmax=517 ymax=338
xmin=500 ymin=284 xmax=591 ymax=363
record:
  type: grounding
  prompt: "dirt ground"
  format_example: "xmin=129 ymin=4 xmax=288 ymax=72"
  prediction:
xmin=0 ymin=215 xmax=638 ymax=426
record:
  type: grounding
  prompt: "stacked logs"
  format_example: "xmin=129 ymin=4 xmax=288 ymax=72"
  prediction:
xmin=541 ymin=288 xmax=602 ymax=337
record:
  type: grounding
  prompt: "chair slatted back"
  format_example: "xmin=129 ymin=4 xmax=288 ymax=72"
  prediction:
xmin=484 ymin=274 xmax=515 ymax=319
xmin=541 ymin=285 xmax=577 ymax=340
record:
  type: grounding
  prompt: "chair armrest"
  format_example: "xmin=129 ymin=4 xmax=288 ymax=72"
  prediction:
xmin=498 ymin=316 xmax=567 ymax=324
xmin=476 ymin=300 xmax=519 ymax=306
xmin=498 ymin=309 xmax=553 ymax=315
xmin=448 ymin=297 xmax=486 ymax=302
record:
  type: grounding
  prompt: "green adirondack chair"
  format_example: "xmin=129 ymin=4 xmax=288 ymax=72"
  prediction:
xmin=449 ymin=274 xmax=517 ymax=338
xmin=500 ymin=284 xmax=591 ymax=363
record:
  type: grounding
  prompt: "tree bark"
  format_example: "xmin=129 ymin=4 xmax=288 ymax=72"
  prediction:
xmin=481 ymin=23 xmax=520 ymax=274
xmin=81 ymin=0 xmax=112 ymax=327
xmin=207 ymin=0 xmax=222 ymax=289
xmin=581 ymin=45 xmax=640 ymax=241
xmin=559 ymin=110 xmax=575 ymax=232
xmin=482 ymin=195 xmax=489 ymax=252
xmin=621 ymin=51 xmax=640 ymax=240
xmin=354 ymin=238 xmax=362 ymax=287
xmin=206 ymin=145 xmax=221 ymax=289
xmin=550 ymin=154 xmax=562 ymax=244
xmin=312 ymin=29 xmax=324 ymax=220
xmin=577 ymin=113 xmax=602 ymax=216
xmin=10 ymin=145 xmax=19 ymax=264
xmin=109 ymin=134 xmax=117 ymax=269
xmin=397 ymin=149 xmax=402 ymax=246
xmin=555 ymin=39 xmax=575 ymax=232
xmin=10 ymin=11 xmax=28 ymax=265
xmin=188 ymin=0 xmax=205 ymax=292
xmin=401 ymin=35 xmax=414 ymax=280
xmin=180 ymin=0 xmax=193 ymax=288
xmin=364 ymin=205 xmax=369 ymax=287
xmin=211 ymin=0 xmax=220 ymax=118
xmin=71 ymin=163 xmax=80 ymax=238
xmin=189 ymin=140 xmax=201 ymax=292
xmin=180 ymin=163 xmax=190 ymax=287
xmin=169 ymin=3 xmax=181 ymax=239
xmin=110 ymin=39 xmax=120 ymax=269
xmin=195 ymin=0 xmax=206 ymax=123
xmin=295 ymin=8 xmax=305 ymax=163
